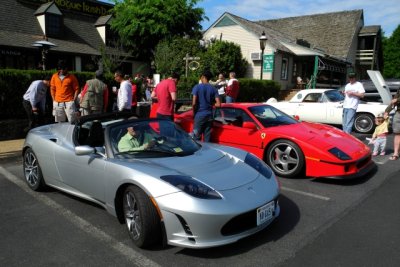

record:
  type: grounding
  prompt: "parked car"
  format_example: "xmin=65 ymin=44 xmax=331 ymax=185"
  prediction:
xmin=22 ymin=113 xmax=280 ymax=249
xmin=358 ymin=79 xmax=400 ymax=102
xmin=267 ymin=88 xmax=388 ymax=133
xmin=173 ymin=103 xmax=375 ymax=179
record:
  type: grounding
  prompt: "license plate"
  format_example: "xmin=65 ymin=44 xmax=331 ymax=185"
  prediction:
xmin=257 ymin=201 xmax=275 ymax=225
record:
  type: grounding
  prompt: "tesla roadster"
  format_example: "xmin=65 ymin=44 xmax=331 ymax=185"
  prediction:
xmin=173 ymin=103 xmax=375 ymax=179
xmin=22 ymin=113 xmax=280 ymax=249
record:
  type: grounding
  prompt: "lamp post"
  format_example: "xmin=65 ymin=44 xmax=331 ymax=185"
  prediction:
xmin=259 ymin=31 xmax=268 ymax=80
xmin=32 ymin=39 xmax=56 ymax=70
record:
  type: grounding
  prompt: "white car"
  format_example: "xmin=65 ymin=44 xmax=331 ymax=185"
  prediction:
xmin=267 ymin=88 xmax=388 ymax=134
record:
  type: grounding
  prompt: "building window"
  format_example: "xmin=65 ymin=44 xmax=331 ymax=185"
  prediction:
xmin=281 ymin=58 xmax=288 ymax=80
xmin=46 ymin=14 xmax=62 ymax=37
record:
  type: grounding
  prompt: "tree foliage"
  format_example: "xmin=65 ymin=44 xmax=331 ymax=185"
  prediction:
xmin=383 ymin=24 xmax=400 ymax=78
xmin=154 ymin=37 xmax=202 ymax=78
xmin=200 ymin=41 xmax=248 ymax=78
xmin=110 ymin=0 xmax=205 ymax=60
xmin=154 ymin=38 xmax=248 ymax=81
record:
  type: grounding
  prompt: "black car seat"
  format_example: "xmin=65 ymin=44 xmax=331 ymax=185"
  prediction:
xmin=87 ymin=120 xmax=104 ymax=147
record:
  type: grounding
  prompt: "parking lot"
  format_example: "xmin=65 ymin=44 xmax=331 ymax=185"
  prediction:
xmin=1 ymin=134 xmax=399 ymax=266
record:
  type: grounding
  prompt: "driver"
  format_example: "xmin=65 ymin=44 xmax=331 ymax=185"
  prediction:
xmin=118 ymin=126 xmax=154 ymax=152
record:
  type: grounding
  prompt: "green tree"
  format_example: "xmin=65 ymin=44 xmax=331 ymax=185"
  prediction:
xmin=201 ymin=41 xmax=248 ymax=78
xmin=154 ymin=37 xmax=202 ymax=78
xmin=110 ymin=0 xmax=205 ymax=60
xmin=383 ymin=25 xmax=400 ymax=78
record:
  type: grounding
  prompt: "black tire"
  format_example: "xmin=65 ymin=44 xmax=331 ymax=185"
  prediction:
xmin=23 ymin=148 xmax=46 ymax=191
xmin=123 ymin=185 xmax=161 ymax=248
xmin=354 ymin=113 xmax=375 ymax=134
xmin=266 ymin=139 xmax=305 ymax=178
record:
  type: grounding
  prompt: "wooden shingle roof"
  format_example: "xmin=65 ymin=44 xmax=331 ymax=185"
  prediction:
xmin=256 ymin=10 xmax=364 ymax=59
xmin=0 ymin=0 xmax=108 ymax=55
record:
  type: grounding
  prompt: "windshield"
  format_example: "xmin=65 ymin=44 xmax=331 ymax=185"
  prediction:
xmin=325 ymin=90 xmax=344 ymax=102
xmin=249 ymin=105 xmax=298 ymax=127
xmin=110 ymin=119 xmax=200 ymax=159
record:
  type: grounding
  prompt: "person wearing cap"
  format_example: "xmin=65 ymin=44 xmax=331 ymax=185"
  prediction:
xmin=384 ymin=89 xmax=400 ymax=160
xmin=368 ymin=113 xmax=389 ymax=156
xmin=80 ymin=70 xmax=109 ymax=116
xmin=22 ymin=75 xmax=51 ymax=130
xmin=342 ymin=72 xmax=365 ymax=133
xmin=50 ymin=60 xmax=80 ymax=122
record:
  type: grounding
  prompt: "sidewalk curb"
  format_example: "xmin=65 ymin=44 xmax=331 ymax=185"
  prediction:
xmin=0 ymin=139 xmax=25 ymax=162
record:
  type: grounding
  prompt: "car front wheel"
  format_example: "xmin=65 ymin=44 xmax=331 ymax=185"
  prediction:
xmin=123 ymin=185 xmax=161 ymax=248
xmin=23 ymin=148 xmax=46 ymax=191
xmin=354 ymin=113 xmax=374 ymax=134
xmin=266 ymin=139 xmax=305 ymax=178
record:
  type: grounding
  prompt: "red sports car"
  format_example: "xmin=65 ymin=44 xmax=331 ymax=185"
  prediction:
xmin=168 ymin=103 xmax=375 ymax=179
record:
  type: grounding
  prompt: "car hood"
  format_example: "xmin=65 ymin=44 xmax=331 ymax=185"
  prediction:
xmin=266 ymin=122 xmax=369 ymax=157
xmin=122 ymin=145 xmax=261 ymax=191
xmin=367 ymin=70 xmax=393 ymax=105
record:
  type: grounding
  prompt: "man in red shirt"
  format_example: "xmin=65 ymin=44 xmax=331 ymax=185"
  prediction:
xmin=151 ymin=72 xmax=180 ymax=120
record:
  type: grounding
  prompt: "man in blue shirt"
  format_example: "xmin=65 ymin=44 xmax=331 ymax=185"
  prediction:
xmin=22 ymin=75 xmax=51 ymax=130
xmin=191 ymin=70 xmax=221 ymax=142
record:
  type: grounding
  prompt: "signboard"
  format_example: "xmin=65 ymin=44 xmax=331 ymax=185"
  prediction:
xmin=18 ymin=0 xmax=112 ymax=16
xmin=263 ymin=54 xmax=274 ymax=73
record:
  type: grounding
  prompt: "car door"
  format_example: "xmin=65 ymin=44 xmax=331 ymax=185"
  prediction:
xmin=54 ymin=124 xmax=107 ymax=203
xmin=324 ymin=90 xmax=345 ymax=125
xmin=294 ymin=92 xmax=328 ymax=123
xmin=212 ymin=107 xmax=263 ymax=153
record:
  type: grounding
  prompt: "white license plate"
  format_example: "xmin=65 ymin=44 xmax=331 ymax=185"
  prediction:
xmin=257 ymin=201 xmax=275 ymax=225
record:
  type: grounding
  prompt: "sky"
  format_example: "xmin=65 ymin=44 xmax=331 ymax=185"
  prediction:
xmin=100 ymin=0 xmax=399 ymax=37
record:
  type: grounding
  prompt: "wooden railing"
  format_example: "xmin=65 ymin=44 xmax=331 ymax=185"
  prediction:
xmin=356 ymin=49 xmax=375 ymax=65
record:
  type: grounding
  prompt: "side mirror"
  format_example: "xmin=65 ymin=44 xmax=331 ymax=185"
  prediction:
xmin=242 ymin=121 xmax=257 ymax=130
xmin=293 ymin=115 xmax=300 ymax=121
xmin=75 ymin=145 xmax=95 ymax=156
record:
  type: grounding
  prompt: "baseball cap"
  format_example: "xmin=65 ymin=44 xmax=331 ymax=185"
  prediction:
xmin=348 ymin=72 xmax=356 ymax=78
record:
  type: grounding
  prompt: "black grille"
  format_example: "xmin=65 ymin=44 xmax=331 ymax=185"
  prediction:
xmin=176 ymin=214 xmax=196 ymax=242
xmin=221 ymin=197 xmax=278 ymax=236
xmin=357 ymin=155 xmax=372 ymax=169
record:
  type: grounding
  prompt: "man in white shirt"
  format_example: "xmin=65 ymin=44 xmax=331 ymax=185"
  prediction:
xmin=342 ymin=72 xmax=365 ymax=133
xmin=114 ymin=70 xmax=132 ymax=112
xmin=22 ymin=75 xmax=51 ymax=130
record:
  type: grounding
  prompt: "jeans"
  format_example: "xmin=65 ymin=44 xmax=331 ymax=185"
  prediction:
xmin=373 ymin=137 xmax=387 ymax=154
xmin=23 ymin=100 xmax=42 ymax=129
xmin=225 ymin=96 xmax=235 ymax=103
xmin=157 ymin=113 xmax=173 ymax=121
xmin=193 ymin=115 xmax=212 ymax=142
xmin=342 ymin=108 xmax=356 ymax=133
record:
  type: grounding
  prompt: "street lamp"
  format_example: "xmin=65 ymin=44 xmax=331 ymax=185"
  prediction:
xmin=32 ymin=39 xmax=56 ymax=70
xmin=259 ymin=31 xmax=268 ymax=80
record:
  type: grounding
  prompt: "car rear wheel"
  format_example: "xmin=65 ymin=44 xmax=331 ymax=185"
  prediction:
xmin=354 ymin=113 xmax=374 ymax=134
xmin=23 ymin=148 xmax=46 ymax=191
xmin=266 ymin=139 xmax=305 ymax=178
xmin=123 ymin=185 xmax=161 ymax=248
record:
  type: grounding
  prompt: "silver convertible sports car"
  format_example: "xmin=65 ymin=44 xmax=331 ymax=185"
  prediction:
xmin=22 ymin=113 xmax=280 ymax=249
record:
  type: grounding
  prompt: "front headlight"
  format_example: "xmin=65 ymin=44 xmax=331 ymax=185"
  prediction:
xmin=160 ymin=175 xmax=222 ymax=199
xmin=328 ymin=147 xmax=352 ymax=160
xmin=245 ymin=153 xmax=273 ymax=179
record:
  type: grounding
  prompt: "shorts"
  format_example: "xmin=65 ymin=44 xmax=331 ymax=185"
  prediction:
xmin=53 ymin=101 xmax=77 ymax=123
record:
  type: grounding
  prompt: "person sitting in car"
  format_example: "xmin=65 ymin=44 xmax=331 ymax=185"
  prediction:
xmin=118 ymin=125 xmax=154 ymax=152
